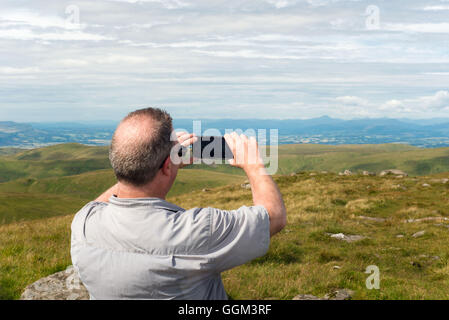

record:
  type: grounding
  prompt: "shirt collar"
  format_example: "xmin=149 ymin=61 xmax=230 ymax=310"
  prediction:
xmin=109 ymin=195 xmax=184 ymax=212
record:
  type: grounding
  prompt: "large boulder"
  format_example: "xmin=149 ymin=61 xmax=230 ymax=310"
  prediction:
xmin=20 ymin=265 xmax=89 ymax=300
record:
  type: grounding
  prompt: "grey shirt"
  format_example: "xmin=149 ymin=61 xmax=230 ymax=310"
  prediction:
xmin=70 ymin=196 xmax=270 ymax=300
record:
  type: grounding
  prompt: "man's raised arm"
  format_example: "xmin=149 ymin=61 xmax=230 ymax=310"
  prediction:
xmin=224 ymin=133 xmax=287 ymax=237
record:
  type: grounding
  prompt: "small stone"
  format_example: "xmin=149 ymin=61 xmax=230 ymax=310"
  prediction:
xmin=362 ymin=171 xmax=376 ymax=176
xmin=292 ymin=294 xmax=323 ymax=300
xmin=309 ymin=173 xmax=317 ymax=176
xmin=202 ymin=188 xmax=209 ymax=192
xmin=379 ymin=169 xmax=408 ymax=177
xmin=432 ymin=256 xmax=440 ymax=261
xmin=422 ymin=183 xmax=431 ymax=187
xmin=241 ymin=183 xmax=251 ymax=190
xmin=442 ymin=179 xmax=449 ymax=184
xmin=289 ymin=173 xmax=296 ymax=176
xmin=327 ymin=233 xmax=365 ymax=242
xmin=333 ymin=265 xmax=341 ymax=270
xmin=412 ymin=230 xmax=426 ymax=238
xmin=405 ymin=216 xmax=449 ymax=223
xmin=330 ymin=233 xmax=345 ymax=240
xmin=358 ymin=216 xmax=386 ymax=223
xmin=396 ymin=234 xmax=404 ymax=238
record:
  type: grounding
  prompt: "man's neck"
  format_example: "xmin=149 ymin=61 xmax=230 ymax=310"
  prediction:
xmin=116 ymin=181 xmax=167 ymax=200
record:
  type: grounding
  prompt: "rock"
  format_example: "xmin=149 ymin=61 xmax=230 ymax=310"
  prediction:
xmin=362 ymin=171 xmax=376 ymax=176
xmin=292 ymin=294 xmax=323 ymax=300
xmin=422 ymin=183 xmax=431 ymax=187
xmin=333 ymin=265 xmax=341 ymax=270
xmin=241 ymin=183 xmax=251 ymax=190
xmin=290 ymin=172 xmax=296 ymax=176
xmin=430 ymin=178 xmax=448 ymax=184
xmin=330 ymin=233 xmax=345 ymax=240
xmin=357 ymin=215 xmax=386 ymax=223
xmin=412 ymin=230 xmax=426 ymax=238
xmin=293 ymin=289 xmax=354 ymax=301
xmin=20 ymin=265 xmax=89 ymax=300
xmin=321 ymin=171 xmax=328 ymax=174
xmin=324 ymin=289 xmax=354 ymax=300
xmin=202 ymin=188 xmax=209 ymax=192
xmin=339 ymin=170 xmax=353 ymax=176
xmin=405 ymin=216 xmax=449 ymax=223
xmin=309 ymin=173 xmax=317 ymax=176
xmin=379 ymin=169 xmax=408 ymax=177
xmin=396 ymin=234 xmax=405 ymax=238
xmin=434 ymin=223 xmax=449 ymax=229
xmin=327 ymin=233 xmax=365 ymax=242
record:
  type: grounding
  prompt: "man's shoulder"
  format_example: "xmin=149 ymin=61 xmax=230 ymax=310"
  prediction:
xmin=71 ymin=201 xmax=107 ymax=233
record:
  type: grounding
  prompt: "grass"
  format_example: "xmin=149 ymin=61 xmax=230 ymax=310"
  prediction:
xmin=1 ymin=143 xmax=449 ymax=185
xmin=0 ymin=168 xmax=244 ymax=224
xmin=2 ymin=142 xmax=449 ymax=300
xmin=2 ymin=170 xmax=449 ymax=299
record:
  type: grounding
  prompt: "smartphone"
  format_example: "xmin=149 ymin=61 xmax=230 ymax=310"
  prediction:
xmin=192 ymin=136 xmax=234 ymax=160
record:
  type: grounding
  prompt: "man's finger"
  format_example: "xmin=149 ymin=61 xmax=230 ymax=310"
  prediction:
xmin=181 ymin=136 xmax=198 ymax=147
xmin=178 ymin=133 xmax=195 ymax=144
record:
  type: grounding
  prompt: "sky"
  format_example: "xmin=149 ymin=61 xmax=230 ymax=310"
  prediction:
xmin=0 ymin=0 xmax=448 ymax=122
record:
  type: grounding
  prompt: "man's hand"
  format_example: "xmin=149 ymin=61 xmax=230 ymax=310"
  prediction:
xmin=175 ymin=131 xmax=197 ymax=168
xmin=224 ymin=132 xmax=287 ymax=237
xmin=224 ymin=132 xmax=265 ymax=175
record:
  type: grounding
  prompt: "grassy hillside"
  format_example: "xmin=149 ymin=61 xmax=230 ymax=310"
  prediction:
xmin=1 ymin=171 xmax=449 ymax=299
xmin=0 ymin=168 xmax=244 ymax=224
xmin=0 ymin=148 xmax=24 ymax=156
xmin=275 ymin=144 xmax=449 ymax=176
xmin=0 ymin=143 xmax=110 ymax=183
xmin=1 ymin=143 xmax=449 ymax=185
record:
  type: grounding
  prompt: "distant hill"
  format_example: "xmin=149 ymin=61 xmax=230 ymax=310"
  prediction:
xmin=1 ymin=117 xmax=449 ymax=148
xmin=0 ymin=143 xmax=448 ymax=186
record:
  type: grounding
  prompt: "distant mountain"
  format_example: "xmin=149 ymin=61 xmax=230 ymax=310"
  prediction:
xmin=0 ymin=117 xmax=449 ymax=148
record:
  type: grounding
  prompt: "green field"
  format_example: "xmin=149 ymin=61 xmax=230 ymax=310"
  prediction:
xmin=1 ymin=142 xmax=449 ymax=299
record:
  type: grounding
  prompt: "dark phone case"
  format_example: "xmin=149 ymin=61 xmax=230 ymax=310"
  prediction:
xmin=193 ymin=136 xmax=234 ymax=160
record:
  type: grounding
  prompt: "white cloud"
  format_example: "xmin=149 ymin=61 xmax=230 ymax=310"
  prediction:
xmin=0 ymin=10 xmax=84 ymax=30
xmin=0 ymin=28 xmax=113 ymax=41
xmin=379 ymin=99 xmax=411 ymax=112
xmin=0 ymin=66 xmax=40 ymax=74
xmin=384 ymin=23 xmax=449 ymax=33
xmin=107 ymin=0 xmax=190 ymax=9
xmin=419 ymin=91 xmax=449 ymax=110
xmin=335 ymin=96 xmax=368 ymax=106
xmin=423 ymin=5 xmax=449 ymax=11
xmin=265 ymin=0 xmax=297 ymax=9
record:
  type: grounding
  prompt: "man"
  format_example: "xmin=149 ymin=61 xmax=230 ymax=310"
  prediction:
xmin=71 ymin=107 xmax=286 ymax=300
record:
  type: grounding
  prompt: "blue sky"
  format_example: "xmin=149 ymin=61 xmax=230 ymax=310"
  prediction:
xmin=0 ymin=0 xmax=448 ymax=121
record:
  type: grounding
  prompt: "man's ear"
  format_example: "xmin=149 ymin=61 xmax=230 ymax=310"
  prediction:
xmin=161 ymin=156 xmax=171 ymax=176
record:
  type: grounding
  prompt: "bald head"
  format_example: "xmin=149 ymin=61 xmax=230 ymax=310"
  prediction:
xmin=109 ymin=108 xmax=173 ymax=186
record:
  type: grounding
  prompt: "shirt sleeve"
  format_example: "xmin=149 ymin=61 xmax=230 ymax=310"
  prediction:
xmin=206 ymin=205 xmax=270 ymax=272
